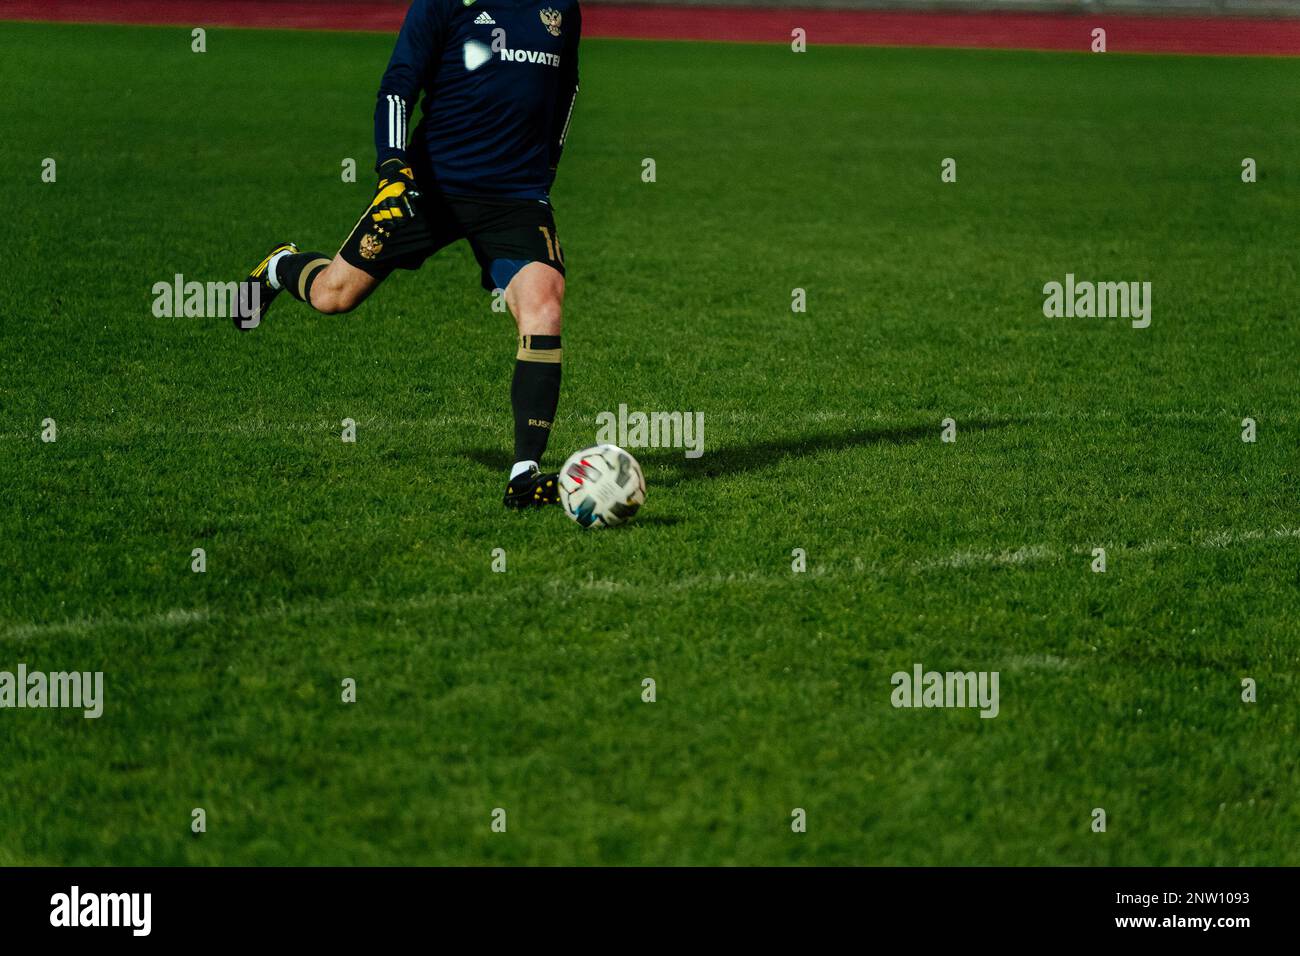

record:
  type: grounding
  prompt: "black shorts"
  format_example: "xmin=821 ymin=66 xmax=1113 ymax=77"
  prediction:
xmin=339 ymin=190 xmax=565 ymax=291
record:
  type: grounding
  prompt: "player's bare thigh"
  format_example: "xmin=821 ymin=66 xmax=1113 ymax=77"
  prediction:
xmin=505 ymin=261 xmax=564 ymax=336
xmin=310 ymin=256 xmax=380 ymax=315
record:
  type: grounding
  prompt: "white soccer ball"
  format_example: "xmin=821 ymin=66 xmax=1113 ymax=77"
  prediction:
xmin=558 ymin=444 xmax=646 ymax=528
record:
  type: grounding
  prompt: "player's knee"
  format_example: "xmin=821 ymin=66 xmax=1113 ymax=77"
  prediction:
xmin=310 ymin=275 xmax=366 ymax=315
xmin=518 ymin=296 xmax=563 ymax=335
xmin=313 ymin=291 xmax=358 ymax=315
xmin=509 ymin=268 xmax=565 ymax=335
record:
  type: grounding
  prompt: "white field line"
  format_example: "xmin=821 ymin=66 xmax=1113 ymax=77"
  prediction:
xmin=915 ymin=526 xmax=1300 ymax=574
xmin=4 ymin=526 xmax=1300 ymax=642
xmin=1201 ymin=526 xmax=1300 ymax=548
xmin=0 ymin=417 xmax=498 ymax=440
xmin=1002 ymin=654 xmax=1076 ymax=672
xmin=915 ymin=543 xmax=1057 ymax=572
xmin=0 ymin=591 xmax=509 ymax=642
xmin=2 ymin=407 xmax=1296 ymax=442
xmin=796 ymin=409 xmax=1299 ymax=425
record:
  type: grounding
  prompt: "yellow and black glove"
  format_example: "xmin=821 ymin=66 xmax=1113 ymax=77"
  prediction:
xmin=370 ymin=158 xmax=420 ymax=223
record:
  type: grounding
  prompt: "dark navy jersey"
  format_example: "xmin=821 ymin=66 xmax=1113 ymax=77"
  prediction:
xmin=374 ymin=0 xmax=581 ymax=200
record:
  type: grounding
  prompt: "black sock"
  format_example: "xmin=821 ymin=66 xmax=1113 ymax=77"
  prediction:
xmin=275 ymin=252 xmax=331 ymax=305
xmin=511 ymin=334 xmax=562 ymax=465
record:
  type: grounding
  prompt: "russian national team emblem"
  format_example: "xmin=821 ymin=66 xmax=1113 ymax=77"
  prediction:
xmin=359 ymin=232 xmax=383 ymax=260
xmin=539 ymin=7 xmax=562 ymax=36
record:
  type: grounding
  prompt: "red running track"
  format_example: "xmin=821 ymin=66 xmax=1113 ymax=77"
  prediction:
xmin=2 ymin=0 xmax=1298 ymax=55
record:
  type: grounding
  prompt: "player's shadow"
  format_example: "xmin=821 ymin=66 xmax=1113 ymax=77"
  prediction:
xmin=466 ymin=419 xmax=1012 ymax=488
xmin=642 ymin=419 xmax=1012 ymax=487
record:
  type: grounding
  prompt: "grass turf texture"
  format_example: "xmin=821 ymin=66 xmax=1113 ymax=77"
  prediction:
xmin=2 ymin=22 xmax=1298 ymax=866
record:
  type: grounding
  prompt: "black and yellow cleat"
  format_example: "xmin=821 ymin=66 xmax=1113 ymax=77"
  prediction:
xmin=235 ymin=241 xmax=298 ymax=331
xmin=503 ymin=467 xmax=560 ymax=509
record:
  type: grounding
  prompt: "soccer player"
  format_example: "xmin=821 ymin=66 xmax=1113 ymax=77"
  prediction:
xmin=239 ymin=0 xmax=581 ymax=509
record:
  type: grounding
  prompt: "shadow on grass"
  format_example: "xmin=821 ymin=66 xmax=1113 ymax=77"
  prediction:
xmin=646 ymin=419 xmax=1014 ymax=487
xmin=467 ymin=419 xmax=1013 ymax=488
xmin=627 ymin=513 xmax=684 ymax=527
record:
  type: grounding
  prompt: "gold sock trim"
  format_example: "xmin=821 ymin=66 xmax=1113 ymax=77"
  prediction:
xmin=298 ymin=258 xmax=331 ymax=303
xmin=516 ymin=335 xmax=562 ymax=363
xmin=516 ymin=346 xmax=563 ymax=363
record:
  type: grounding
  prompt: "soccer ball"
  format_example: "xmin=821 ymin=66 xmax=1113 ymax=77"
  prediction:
xmin=558 ymin=444 xmax=646 ymax=528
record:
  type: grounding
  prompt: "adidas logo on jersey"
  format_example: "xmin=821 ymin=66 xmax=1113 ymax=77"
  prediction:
xmin=474 ymin=12 xmax=495 ymax=24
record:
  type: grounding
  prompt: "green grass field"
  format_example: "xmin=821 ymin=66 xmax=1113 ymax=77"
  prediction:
xmin=1 ymin=22 xmax=1297 ymax=865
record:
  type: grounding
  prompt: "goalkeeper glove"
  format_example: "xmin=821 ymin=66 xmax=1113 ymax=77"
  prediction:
xmin=370 ymin=158 xmax=420 ymax=223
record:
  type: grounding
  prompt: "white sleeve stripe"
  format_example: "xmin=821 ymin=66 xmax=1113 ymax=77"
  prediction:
xmin=558 ymin=85 xmax=578 ymax=148
xmin=382 ymin=95 xmax=413 ymax=152
xmin=385 ymin=94 xmax=409 ymax=151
